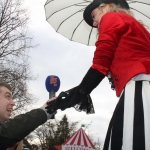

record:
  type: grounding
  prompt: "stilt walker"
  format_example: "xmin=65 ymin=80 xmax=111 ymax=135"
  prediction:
xmin=47 ymin=0 xmax=150 ymax=149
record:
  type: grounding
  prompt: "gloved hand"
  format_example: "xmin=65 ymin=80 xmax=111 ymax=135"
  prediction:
xmin=66 ymin=68 xmax=105 ymax=114
xmin=45 ymin=87 xmax=78 ymax=113
xmin=40 ymin=97 xmax=57 ymax=119
xmin=45 ymin=86 xmax=95 ymax=114
xmin=45 ymin=68 xmax=104 ymax=115
xmin=68 ymin=87 xmax=95 ymax=114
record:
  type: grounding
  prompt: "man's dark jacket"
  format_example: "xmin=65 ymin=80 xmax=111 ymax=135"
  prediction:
xmin=0 ymin=109 xmax=47 ymax=150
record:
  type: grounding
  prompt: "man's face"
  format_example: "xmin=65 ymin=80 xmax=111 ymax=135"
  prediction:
xmin=0 ymin=86 xmax=15 ymax=123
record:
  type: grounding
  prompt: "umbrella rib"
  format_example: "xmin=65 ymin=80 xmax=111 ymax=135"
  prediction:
xmin=127 ymin=0 xmax=150 ymax=5
xmin=88 ymin=27 xmax=93 ymax=45
xmin=56 ymin=8 xmax=85 ymax=32
xmin=44 ymin=0 xmax=54 ymax=6
xmin=130 ymin=7 xmax=150 ymax=19
xmin=71 ymin=19 xmax=84 ymax=40
xmin=46 ymin=2 xmax=89 ymax=20
xmin=84 ymin=0 xmax=92 ymax=2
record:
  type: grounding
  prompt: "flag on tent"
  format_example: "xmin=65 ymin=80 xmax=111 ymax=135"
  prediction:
xmin=81 ymin=124 xmax=85 ymax=128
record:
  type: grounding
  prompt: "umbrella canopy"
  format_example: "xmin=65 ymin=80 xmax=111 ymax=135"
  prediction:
xmin=54 ymin=128 xmax=95 ymax=150
xmin=44 ymin=0 xmax=150 ymax=46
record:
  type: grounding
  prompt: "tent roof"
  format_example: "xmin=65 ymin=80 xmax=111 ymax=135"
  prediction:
xmin=63 ymin=128 xmax=95 ymax=148
xmin=54 ymin=145 xmax=61 ymax=150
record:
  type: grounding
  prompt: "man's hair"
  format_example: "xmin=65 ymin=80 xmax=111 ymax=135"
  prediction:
xmin=0 ymin=82 xmax=12 ymax=92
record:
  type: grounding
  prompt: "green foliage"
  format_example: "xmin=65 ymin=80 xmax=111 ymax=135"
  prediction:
xmin=54 ymin=115 xmax=70 ymax=144
xmin=31 ymin=114 xmax=79 ymax=150
xmin=26 ymin=115 xmax=102 ymax=150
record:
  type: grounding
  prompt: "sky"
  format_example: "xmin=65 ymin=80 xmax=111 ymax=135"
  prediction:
xmin=23 ymin=0 xmax=150 ymax=146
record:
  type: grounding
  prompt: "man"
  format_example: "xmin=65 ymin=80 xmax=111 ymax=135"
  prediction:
xmin=0 ymin=82 xmax=55 ymax=150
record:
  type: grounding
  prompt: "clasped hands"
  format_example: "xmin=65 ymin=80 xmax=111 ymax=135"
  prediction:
xmin=43 ymin=86 xmax=94 ymax=116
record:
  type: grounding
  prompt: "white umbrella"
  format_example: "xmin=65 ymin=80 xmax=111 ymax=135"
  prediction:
xmin=44 ymin=0 xmax=150 ymax=46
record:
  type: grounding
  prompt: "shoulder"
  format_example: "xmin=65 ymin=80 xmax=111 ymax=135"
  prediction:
xmin=99 ymin=12 xmax=128 ymax=30
xmin=102 ymin=12 xmax=135 ymax=22
xmin=100 ymin=12 xmax=136 ymax=28
xmin=102 ymin=12 xmax=131 ymax=18
xmin=100 ymin=12 xmax=124 ymax=25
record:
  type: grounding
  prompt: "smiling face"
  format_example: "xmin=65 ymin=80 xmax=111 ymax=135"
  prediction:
xmin=91 ymin=4 xmax=110 ymax=27
xmin=0 ymin=86 xmax=15 ymax=123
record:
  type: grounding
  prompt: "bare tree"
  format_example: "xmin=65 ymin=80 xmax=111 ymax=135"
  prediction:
xmin=0 ymin=0 xmax=36 ymax=114
xmin=0 ymin=0 xmax=32 ymax=58
xmin=93 ymin=138 xmax=102 ymax=150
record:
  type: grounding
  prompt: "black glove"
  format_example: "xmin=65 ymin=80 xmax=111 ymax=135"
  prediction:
xmin=45 ymin=87 xmax=78 ymax=113
xmin=78 ymin=68 xmax=105 ymax=94
xmin=46 ymin=68 xmax=104 ymax=114
xmin=69 ymin=87 xmax=95 ymax=114
xmin=67 ymin=68 xmax=104 ymax=114
xmin=45 ymin=86 xmax=95 ymax=114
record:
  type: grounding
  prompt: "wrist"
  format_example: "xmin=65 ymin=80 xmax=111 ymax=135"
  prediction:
xmin=40 ymin=108 xmax=53 ymax=120
xmin=79 ymin=68 xmax=105 ymax=94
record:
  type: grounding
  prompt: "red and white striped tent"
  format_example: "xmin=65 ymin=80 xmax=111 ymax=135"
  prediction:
xmin=54 ymin=128 xmax=95 ymax=150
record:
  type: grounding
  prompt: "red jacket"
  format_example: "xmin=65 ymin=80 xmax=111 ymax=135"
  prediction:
xmin=91 ymin=12 xmax=150 ymax=96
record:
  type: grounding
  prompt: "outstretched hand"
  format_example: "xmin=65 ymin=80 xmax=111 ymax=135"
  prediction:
xmin=45 ymin=86 xmax=95 ymax=114
xmin=46 ymin=92 xmax=70 ymax=113
xmin=41 ymin=97 xmax=57 ymax=119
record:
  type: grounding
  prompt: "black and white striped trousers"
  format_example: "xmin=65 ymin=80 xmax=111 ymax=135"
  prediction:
xmin=103 ymin=80 xmax=150 ymax=150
